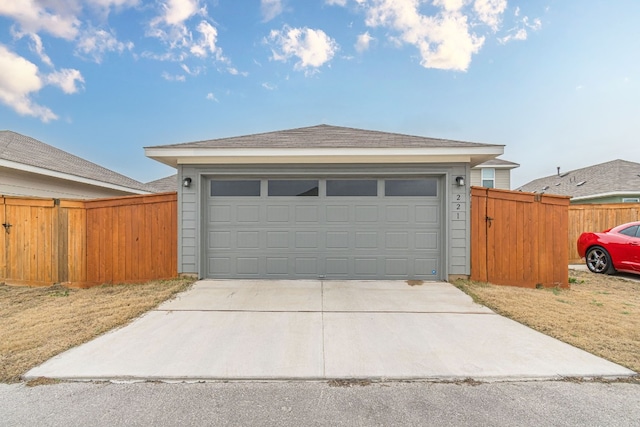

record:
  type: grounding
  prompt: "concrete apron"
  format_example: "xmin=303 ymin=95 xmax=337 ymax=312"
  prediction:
xmin=25 ymin=280 xmax=635 ymax=382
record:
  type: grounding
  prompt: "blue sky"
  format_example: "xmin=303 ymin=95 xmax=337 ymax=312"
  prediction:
xmin=1 ymin=0 xmax=639 ymax=188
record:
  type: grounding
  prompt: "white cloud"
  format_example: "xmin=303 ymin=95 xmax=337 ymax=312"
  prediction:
xmin=362 ymin=0 xmax=484 ymax=71
xmin=262 ymin=82 xmax=277 ymax=90
xmin=44 ymin=68 xmax=85 ymax=94
xmin=267 ymin=26 xmax=338 ymax=72
xmin=499 ymin=12 xmax=542 ymax=44
xmin=0 ymin=44 xmax=59 ymax=122
xmin=474 ymin=0 xmax=507 ymax=31
xmin=206 ymin=92 xmax=218 ymax=101
xmin=190 ymin=21 xmax=225 ymax=61
xmin=158 ymin=0 xmax=201 ymax=26
xmin=161 ymin=71 xmax=186 ymax=81
xmin=76 ymin=27 xmax=134 ymax=63
xmin=261 ymin=0 xmax=284 ymax=22
xmin=355 ymin=31 xmax=373 ymax=53
xmin=13 ymin=31 xmax=54 ymax=67
xmin=0 ymin=1 xmax=80 ymax=40
xmin=325 ymin=0 xmax=348 ymax=6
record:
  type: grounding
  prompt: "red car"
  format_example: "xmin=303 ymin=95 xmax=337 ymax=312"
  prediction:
xmin=577 ymin=221 xmax=640 ymax=275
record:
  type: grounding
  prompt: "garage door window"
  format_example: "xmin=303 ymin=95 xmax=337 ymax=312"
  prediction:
xmin=211 ymin=180 xmax=261 ymax=196
xmin=385 ymin=179 xmax=437 ymax=197
xmin=326 ymin=179 xmax=378 ymax=196
xmin=268 ymin=180 xmax=319 ymax=196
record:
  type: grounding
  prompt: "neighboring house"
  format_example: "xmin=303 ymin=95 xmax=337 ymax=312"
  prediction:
xmin=145 ymin=124 xmax=503 ymax=281
xmin=146 ymin=174 xmax=178 ymax=193
xmin=0 ymin=130 xmax=151 ymax=199
xmin=516 ymin=159 xmax=640 ymax=204
xmin=470 ymin=158 xmax=520 ymax=189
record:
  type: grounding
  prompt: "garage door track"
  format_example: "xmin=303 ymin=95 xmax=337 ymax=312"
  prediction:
xmin=26 ymin=280 xmax=635 ymax=381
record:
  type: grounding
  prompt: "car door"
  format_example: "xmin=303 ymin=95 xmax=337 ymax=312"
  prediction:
xmin=615 ymin=225 xmax=640 ymax=272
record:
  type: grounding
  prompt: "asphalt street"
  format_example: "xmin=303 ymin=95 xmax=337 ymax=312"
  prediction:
xmin=1 ymin=380 xmax=639 ymax=426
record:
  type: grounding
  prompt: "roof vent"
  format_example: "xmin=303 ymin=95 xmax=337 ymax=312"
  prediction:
xmin=555 ymin=183 xmax=561 ymax=186
xmin=542 ymin=186 xmax=549 ymax=191
xmin=576 ymin=181 xmax=586 ymax=186
xmin=560 ymin=172 xmax=570 ymax=177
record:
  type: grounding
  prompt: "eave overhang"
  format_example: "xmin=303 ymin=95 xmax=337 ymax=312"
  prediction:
xmin=144 ymin=146 xmax=505 ymax=168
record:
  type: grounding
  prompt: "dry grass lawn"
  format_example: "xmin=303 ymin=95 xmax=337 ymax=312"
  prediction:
xmin=455 ymin=269 xmax=640 ymax=373
xmin=0 ymin=278 xmax=194 ymax=383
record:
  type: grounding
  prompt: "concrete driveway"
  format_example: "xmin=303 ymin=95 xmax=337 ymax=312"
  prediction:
xmin=25 ymin=280 xmax=634 ymax=382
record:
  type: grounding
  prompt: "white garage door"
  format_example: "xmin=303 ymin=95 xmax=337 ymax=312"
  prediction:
xmin=206 ymin=177 xmax=442 ymax=280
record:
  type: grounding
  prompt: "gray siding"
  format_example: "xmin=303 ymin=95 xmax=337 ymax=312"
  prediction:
xmin=177 ymin=163 xmax=471 ymax=280
xmin=470 ymin=167 xmax=511 ymax=190
xmin=0 ymin=166 xmax=136 ymax=199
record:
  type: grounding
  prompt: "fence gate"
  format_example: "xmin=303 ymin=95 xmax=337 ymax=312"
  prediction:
xmin=0 ymin=197 xmax=62 ymax=286
xmin=470 ymin=187 xmax=569 ymax=288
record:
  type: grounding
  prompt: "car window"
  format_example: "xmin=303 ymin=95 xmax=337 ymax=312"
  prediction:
xmin=618 ymin=225 xmax=640 ymax=237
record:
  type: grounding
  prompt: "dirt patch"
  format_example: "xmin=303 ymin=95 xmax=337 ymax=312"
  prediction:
xmin=0 ymin=278 xmax=194 ymax=383
xmin=455 ymin=269 xmax=640 ymax=373
xmin=406 ymin=280 xmax=424 ymax=287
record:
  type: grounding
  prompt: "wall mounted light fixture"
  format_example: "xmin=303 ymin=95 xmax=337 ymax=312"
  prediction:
xmin=455 ymin=176 xmax=465 ymax=187
xmin=183 ymin=177 xmax=192 ymax=188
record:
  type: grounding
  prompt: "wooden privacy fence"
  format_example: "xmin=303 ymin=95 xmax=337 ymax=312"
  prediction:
xmin=0 ymin=193 xmax=177 ymax=288
xmin=470 ymin=187 xmax=570 ymax=288
xmin=568 ymin=203 xmax=640 ymax=263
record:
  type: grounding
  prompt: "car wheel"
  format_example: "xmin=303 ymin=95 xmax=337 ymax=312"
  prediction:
xmin=586 ymin=246 xmax=615 ymax=274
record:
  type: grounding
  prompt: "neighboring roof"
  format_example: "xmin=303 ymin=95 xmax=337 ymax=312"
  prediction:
xmin=145 ymin=124 xmax=504 ymax=167
xmin=0 ymin=130 xmax=151 ymax=194
xmin=473 ymin=158 xmax=520 ymax=169
xmin=516 ymin=159 xmax=640 ymax=200
xmin=146 ymin=174 xmax=177 ymax=192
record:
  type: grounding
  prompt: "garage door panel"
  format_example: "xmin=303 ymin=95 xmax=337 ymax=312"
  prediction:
xmin=355 ymin=206 xmax=378 ymax=222
xmin=267 ymin=206 xmax=289 ymax=222
xmin=266 ymin=257 xmax=288 ymax=274
xmin=326 ymin=231 xmax=349 ymax=249
xmin=326 ymin=258 xmax=349 ymax=275
xmin=385 ymin=232 xmax=409 ymax=249
xmin=211 ymin=205 xmax=231 ymax=222
xmin=237 ymin=258 xmax=259 ymax=274
xmin=415 ymin=258 xmax=437 ymax=275
xmin=210 ymin=231 xmax=231 ymax=249
xmin=355 ymin=231 xmax=378 ymax=249
xmin=386 ymin=206 xmax=409 ymax=222
xmin=326 ymin=205 xmax=350 ymax=222
xmin=267 ymin=231 xmax=289 ymax=248
xmin=295 ymin=206 xmax=319 ymax=223
xmin=385 ymin=258 xmax=408 ymax=275
xmin=295 ymin=231 xmax=319 ymax=249
xmin=209 ymin=257 xmax=231 ymax=275
xmin=237 ymin=205 xmax=261 ymax=222
xmin=237 ymin=231 xmax=260 ymax=249
xmin=295 ymin=258 xmax=317 ymax=275
xmin=415 ymin=205 xmax=439 ymax=223
xmin=354 ymin=258 xmax=378 ymax=275
xmin=415 ymin=232 xmax=438 ymax=250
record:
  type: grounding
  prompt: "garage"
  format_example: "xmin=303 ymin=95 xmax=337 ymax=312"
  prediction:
xmin=206 ymin=176 xmax=442 ymax=279
xmin=144 ymin=124 xmax=504 ymax=282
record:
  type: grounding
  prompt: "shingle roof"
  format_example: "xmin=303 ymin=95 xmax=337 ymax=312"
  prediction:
xmin=516 ymin=159 xmax=640 ymax=199
xmin=146 ymin=124 xmax=500 ymax=149
xmin=146 ymin=174 xmax=177 ymax=193
xmin=0 ymin=130 xmax=150 ymax=193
